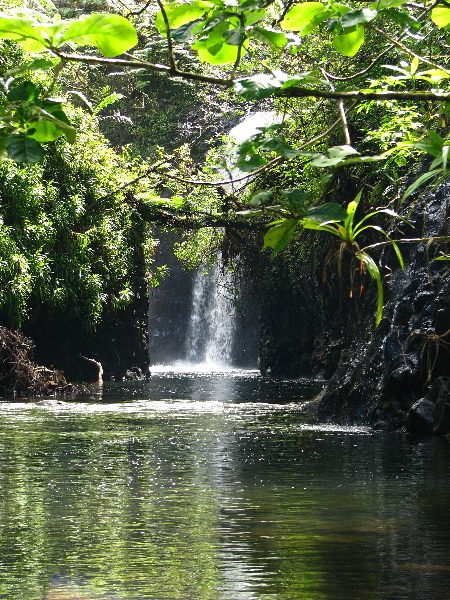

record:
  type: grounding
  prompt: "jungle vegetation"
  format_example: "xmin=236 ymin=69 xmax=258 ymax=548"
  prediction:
xmin=0 ymin=0 xmax=449 ymax=332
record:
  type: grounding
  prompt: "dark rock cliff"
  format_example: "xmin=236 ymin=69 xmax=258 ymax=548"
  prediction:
xmin=257 ymin=183 xmax=450 ymax=432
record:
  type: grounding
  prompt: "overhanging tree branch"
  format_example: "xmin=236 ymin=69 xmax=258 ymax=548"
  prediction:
xmin=54 ymin=52 xmax=450 ymax=103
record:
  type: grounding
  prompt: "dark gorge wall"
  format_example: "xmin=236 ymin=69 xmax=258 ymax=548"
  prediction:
xmin=257 ymin=184 xmax=450 ymax=431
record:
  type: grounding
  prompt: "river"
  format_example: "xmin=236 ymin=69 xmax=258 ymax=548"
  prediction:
xmin=0 ymin=369 xmax=449 ymax=600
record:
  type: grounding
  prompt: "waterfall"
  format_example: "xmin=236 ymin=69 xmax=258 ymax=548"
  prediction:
xmin=149 ymin=111 xmax=281 ymax=371
xmin=185 ymin=258 xmax=236 ymax=368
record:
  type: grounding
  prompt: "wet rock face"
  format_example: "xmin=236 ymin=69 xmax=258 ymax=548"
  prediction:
xmin=316 ymin=184 xmax=450 ymax=431
xmin=406 ymin=377 xmax=450 ymax=434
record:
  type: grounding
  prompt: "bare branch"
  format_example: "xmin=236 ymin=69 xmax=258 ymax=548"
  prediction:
xmin=54 ymin=51 xmax=232 ymax=86
xmin=339 ymin=99 xmax=351 ymax=145
xmin=374 ymin=26 xmax=450 ymax=77
xmin=156 ymin=0 xmax=177 ymax=72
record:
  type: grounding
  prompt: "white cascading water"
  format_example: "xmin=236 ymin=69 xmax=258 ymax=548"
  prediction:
xmin=185 ymin=258 xmax=236 ymax=368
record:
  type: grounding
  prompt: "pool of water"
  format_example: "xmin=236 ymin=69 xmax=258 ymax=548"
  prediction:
xmin=0 ymin=370 xmax=449 ymax=600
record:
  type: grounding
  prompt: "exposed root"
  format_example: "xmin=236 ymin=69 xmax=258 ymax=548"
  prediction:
xmin=0 ymin=326 xmax=77 ymax=397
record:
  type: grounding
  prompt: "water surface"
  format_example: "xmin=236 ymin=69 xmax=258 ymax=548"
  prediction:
xmin=0 ymin=371 xmax=449 ymax=600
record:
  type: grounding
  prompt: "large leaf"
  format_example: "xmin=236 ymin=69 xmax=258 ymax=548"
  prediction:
xmin=0 ymin=15 xmax=48 ymax=51
xmin=235 ymin=154 xmax=267 ymax=171
xmin=382 ymin=8 xmax=420 ymax=32
xmin=250 ymin=26 xmax=287 ymax=48
xmin=193 ymin=20 xmax=244 ymax=63
xmin=234 ymin=74 xmax=283 ymax=99
xmin=264 ymin=218 xmax=300 ymax=256
xmin=30 ymin=108 xmax=76 ymax=143
xmin=224 ymin=26 xmax=246 ymax=45
xmin=332 ymin=24 xmax=364 ymax=56
xmin=339 ymin=8 xmax=377 ymax=28
xmin=249 ymin=190 xmax=273 ymax=205
xmin=7 ymin=81 xmax=39 ymax=102
xmin=431 ymin=5 xmax=450 ymax=28
xmin=259 ymin=136 xmax=303 ymax=158
xmin=5 ymin=135 xmax=45 ymax=163
xmin=61 ymin=14 xmax=138 ymax=57
xmin=305 ymin=202 xmax=348 ymax=223
xmin=170 ymin=19 xmax=204 ymax=42
xmin=155 ymin=1 xmax=212 ymax=33
xmin=281 ymin=2 xmax=331 ymax=34
xmin=243 ymin=8 xmax=266 ymax=26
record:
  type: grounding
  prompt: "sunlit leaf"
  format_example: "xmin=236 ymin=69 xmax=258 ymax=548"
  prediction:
xmin=234 ymin=74 xmax=282 ymax=99
xmin=332 ymin=25 xmax=364 ymax=56
xmin=250 ymin=26 xmax=287 ymax=48
xmin=61 ymin=14 xmax=138 ymax=57
xmin=281 ymin=2 xmax=331 ymax=34
xmin=155 ymin=1 xmax=212 ymax=33
xmin=431 ymin=5 xmax=450 ymax=28
xmin=264 ymin=218 xmax=300 ymax=256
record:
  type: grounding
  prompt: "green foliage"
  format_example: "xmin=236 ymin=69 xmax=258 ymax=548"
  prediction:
xmin=1 ymin=0 xmax=450 ymax=333
xmin=258 ymin=191 xmax=408 ymax=326
xmin=0 ymin=12 xmax=137 ymax=56
xmin=0 ymin=107 xmax=153 ymax=329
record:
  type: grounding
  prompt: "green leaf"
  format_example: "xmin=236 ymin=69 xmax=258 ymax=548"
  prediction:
xmin=223 ymin=26 xmax=246 ymax=45
xmin=30 ymin=108 xmax=76 ymax=143
xmin=431 ymin=6 xmax=450 ymax=28
xmin=281 ymin=2 xmax=332 ymax=34
xmin=170 ymin=18 xmax=204 ymax=42
xmin=260 ymin=136 xmax=302 ymax=158
xmin=235 ymin=154 xmax=267 ymax=171
xmin=234 ymin=74 xmax=282 ymax=99
xmin=5 ymin=58 xmax=57 ymax=76
xmin=7 ymin=81 xmax=38 ymax=102
xmin=155 ymin=1 xmax=212 ymax=33
xmin=370 ymin=0 xmax=407 ymax=8
xmin=250 ymin=26 xmax=287 ymax=48
xmin=305 ymin=202 xmax=348 ymax=223
xmin=5 ymin=134 xmax=45 ymax=163
xmin=401 ymin=169 xmax=442 ymax=202
xmin=0 ymin=15 xmax=49 ymax=51
xmin=281 ymin=188 xmax=307 ymax=214
xmin=332 ymin=24 xmax=364 ymax=56
xmin=250 ymin=190 xmax=273 ymax=205
xmin=243 ymin=8 xmax=266 ymax=26
xmin=344 ymin=190 xmax=362 ymax=235
xmin=310 ymin=144 xmax=358 ymax=167
xmin=61 ymin=13 xmax=138 ymax=57
xmin=264 ymin=218 xmax=300 ymax=256
xmin=359 ymin=252 xmax=384 ymax=327
xmin=192 ymin=20 xmax=244 ymax=63
xmin=340 ymin=8 xmax=377 ymax=28
xmin=236 ymin=208 xmax=263 ymax=216
xmin=380 ymin=8 xmax=419 ymax=31
xmin=193 ymin=37 xmax=242 ymax=63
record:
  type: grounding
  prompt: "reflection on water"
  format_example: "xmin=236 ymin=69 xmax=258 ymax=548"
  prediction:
xmin=0 ymin=372 xmax=449 ymax=600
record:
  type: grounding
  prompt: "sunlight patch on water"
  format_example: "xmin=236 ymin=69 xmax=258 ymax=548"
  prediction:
xmin=299 ymin=423 xmax=372 ymax=434
xmin=150 ymin=362 xmax=259 ymax=376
